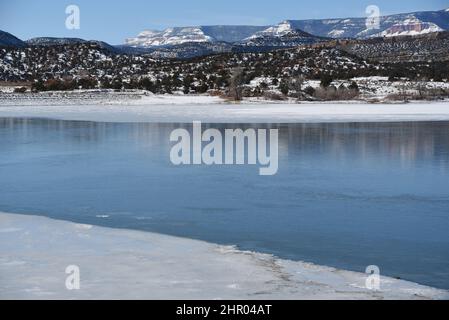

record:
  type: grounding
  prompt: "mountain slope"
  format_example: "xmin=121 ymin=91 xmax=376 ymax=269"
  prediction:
xmin=200 ymin=25 xmax=268 ymax=43
xmin=289 ymin=8 xmax=449 ymax=39
xmin=26 ymin=37 xmax=121 ymax=54
xmin=240 ymin=21 xmax=329 ymax=47
xmin=0 ymin=30 xmax=26 ymax=48
xmin=339 ymin=31 xmax=449 ymax=63
xmin=26 ymin=37 xmax=87 ymax=46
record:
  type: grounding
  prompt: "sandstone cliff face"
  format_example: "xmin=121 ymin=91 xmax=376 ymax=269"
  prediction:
xmin=375 ymin=18 xmax=444 ymax=38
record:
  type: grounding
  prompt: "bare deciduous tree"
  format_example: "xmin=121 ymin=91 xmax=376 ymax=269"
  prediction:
xmin=227 ymin=67 xmax=244 ymax=101
xmin=289 ymin=74 xmax=305 ymax=100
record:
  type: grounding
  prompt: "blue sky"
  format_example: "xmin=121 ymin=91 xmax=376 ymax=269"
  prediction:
xmin=0 ymin=0 xmax=447 ymax=44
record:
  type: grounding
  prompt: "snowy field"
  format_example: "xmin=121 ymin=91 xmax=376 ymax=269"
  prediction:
xmin=1 ymin=212 xmax=448 ymax=300
xmin=0 ymin=93 xmax=449 ymax=123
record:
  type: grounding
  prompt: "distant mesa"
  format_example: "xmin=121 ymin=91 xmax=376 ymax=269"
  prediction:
xmin=125 ymin=25 xmax=268 ymax=48
xmin=125 ymin=8 xmax=449 ymax=48
xmin=371 ymin=17 xmax=444 ymax=38
xmin=1 ymin=7 xmax=448 ymax=60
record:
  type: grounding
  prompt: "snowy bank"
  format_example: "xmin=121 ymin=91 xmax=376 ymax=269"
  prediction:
xmin=0 ymin=212 xmax=448 ymax=300
xmin=1 ymin=99 xmax=449 ymax=123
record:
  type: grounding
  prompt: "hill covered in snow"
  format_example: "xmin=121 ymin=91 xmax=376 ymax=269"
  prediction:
xmin=1 ymin=32 xmax=448 ymax=101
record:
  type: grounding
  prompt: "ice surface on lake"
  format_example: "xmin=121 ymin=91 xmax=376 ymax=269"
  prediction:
xmin=1 ymin=212 xmax=448 ymax=300
xmin=1 ymin=97 xmax=449 ymax=123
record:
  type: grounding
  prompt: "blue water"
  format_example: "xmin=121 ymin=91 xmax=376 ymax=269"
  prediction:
xmin=1 ymin=118 xmax=449 ymax=289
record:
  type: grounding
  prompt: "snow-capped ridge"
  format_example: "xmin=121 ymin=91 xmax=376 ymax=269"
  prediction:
xmin=246 ymin=21 xmax=296 ymax=39
xmin=240 ymin=22 xmax=326 ymax=47
xmin=126 ymin=26 xmax=212 ymax=47
xmin=125 ymin=8 xmax=449 ymax=49
xmin=372 ymin=16 xmax=444 ymax=38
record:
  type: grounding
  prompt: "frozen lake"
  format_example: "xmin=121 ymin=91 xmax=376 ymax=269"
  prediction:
xmin=1 ymin=118 xmax=449 ymax=289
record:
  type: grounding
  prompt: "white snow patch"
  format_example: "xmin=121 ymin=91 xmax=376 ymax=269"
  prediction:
xmin=74 ymin=224 xmax=93 ymax=230
xmin=1 ymin=97 xmax=449 ymax=123
xmin=328 ymin=29 xmax=345 ymax=37
xmin=0 ymin=227 xmax=22 ymax=233
xmin=1 ymin=212 xmax=447 ymax=300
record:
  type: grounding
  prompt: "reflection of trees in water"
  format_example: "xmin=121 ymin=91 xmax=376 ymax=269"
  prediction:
xmin=283 ymin=122 xmax=449 ymax=169
xmin=0 ymin=118 xmax=178 ymax=150
xmin=1 ymin=118 xmax=449 ymax=169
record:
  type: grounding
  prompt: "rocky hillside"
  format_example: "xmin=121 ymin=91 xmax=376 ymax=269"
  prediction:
xmin=288 ymin=8 xmax=449 ymax=39
xmin=0 ymin=40 xmax=376 ymax=84
xmin=338 ymin=31 xmax=449 ymax=63
xmin=2 ymin=36 xmax=448 ymax=96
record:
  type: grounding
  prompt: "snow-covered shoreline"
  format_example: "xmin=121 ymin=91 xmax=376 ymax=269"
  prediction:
xmin=0 ymin=94 xmax=449 ymax=123
xmin=1 ymin=212 xmax=448 ymax=300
